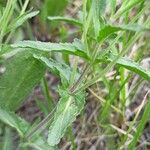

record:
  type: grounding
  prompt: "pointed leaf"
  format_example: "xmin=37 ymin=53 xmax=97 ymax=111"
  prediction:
xmin=129 ymin=98 xmax=150 ymax=149
xmin=116 ymin=0 xmax=144 ymax=17
xmin=11 ymin=39 xmax=88 ymax=59
xmin=2 ymin=128 xmax=12 ymax=150
xmin=48 ymin=16 xmax=82 ymax=26
xmin=98 ymin=24 xmax=149 ymax=42
xmin=6 ymin=11 xmax=39 ymax=34
xmin=97 ymin=52 xmax=150 ymax=81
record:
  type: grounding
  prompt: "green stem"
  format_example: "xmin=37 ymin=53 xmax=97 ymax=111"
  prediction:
xmin=120 ymin=12 xmax=128 ymax=112
xmin=75 ymin=32 xmax=143 ymax=94
xmin=41 ymin=77 xmax=53 ymax=111
xmin=25 ymin=107 xmax=56 ymax=140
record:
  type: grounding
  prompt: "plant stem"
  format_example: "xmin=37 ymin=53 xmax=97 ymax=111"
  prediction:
xmin=75 ymin=32 xmax=143 ymax=93
xmin=69 ymin=64 xmax=90 ymax=93
xmin=25 ymin=107 xmax=56 ymax=140
xmin=120 ymin=12 xmax=128 ymax=112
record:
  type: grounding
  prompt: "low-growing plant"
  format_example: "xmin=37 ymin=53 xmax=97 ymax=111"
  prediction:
xmin=0 ymin=0 xmax=150 ymax=149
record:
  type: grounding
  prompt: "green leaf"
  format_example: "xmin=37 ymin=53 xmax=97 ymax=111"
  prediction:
xmin=48 ymin=90 xmax=85 ymax=146
xmin=99 ymin=0 xmax=107 ymax=14
xmin=129 ymin=98 xmax=150 ymax=149
xmin=97 ymin=52 xmax=150 ymax=81
xmin=98 ymin=23 xmax=149 ymax=42
xmin=115 ymin=0 xmax=144 ymax=17
xmin=35 ymin=98 xmax=49 ymax=116
xmin=22 ymin=136 xmax=57 ymax=150
xmin=0 ymin=107 xmax=29 ymax=137
xmin=110 ymin=0 xmax=116 ymax=15
xmin=34 ymin=55 xmax=82 ymax=97
xmin=34 ymin=55 xmax=73 ymax=83
xmin=6 ymin=11 xmax=39 ymax=34
xmin=0 ymin=44 xmax=12 ymax=56
xmin=11 ymin=39 xmax=88 ymax=59
xmin=40 ymin=0 xmax=68 ymax=23
xmin=41 ymin=77 xmax=54 ymax=112
xmin=92 ymin=0 xmax=106 ymax=37
xmin=0 ymin=51 xmax=46 ymax=110
xmin=48 ymin=16 xmax=82 ymax=26
xmin=2 ymin=128 xmax=12 ymax=150
xmin=109 ymin=54 xmax=150 ymax=81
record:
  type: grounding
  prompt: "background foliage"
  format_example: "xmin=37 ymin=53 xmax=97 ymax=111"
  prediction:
xmin=0 ymin=0 xmax=150 ymax=149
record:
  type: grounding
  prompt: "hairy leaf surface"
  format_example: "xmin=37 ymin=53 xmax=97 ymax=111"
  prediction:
xmin=34 ymin=55 xmax=73 ymax=83
xmin=0 ymin=51 xmax=46 ymax=110
xmin=92 ymin=0 xmax=106 ymax=37
xmin=48 ymin=90 xmax=85 ymax=146
xmin=11 ymin=39 xmax=88 ymax=59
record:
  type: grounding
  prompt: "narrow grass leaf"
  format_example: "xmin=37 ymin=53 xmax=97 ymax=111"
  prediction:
xmin=35 ymin=98 xmax=49 ymax=116
xmin=48 ymin=16 xmax=82 ymax=26
xmin=41 ymin=77 xmax=54 ymax=112
xmin=6 ymin=11 xmax=39 ymax=34
xmin=110 ymin=0 xmax=116 ymax=15
xmin=115 ymin=0 xmax=144 ymax=17
xmin=129 ymin=98 xmax=150 ymax=149
xmin=2 ymin=128 xmax=12 ymax=150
